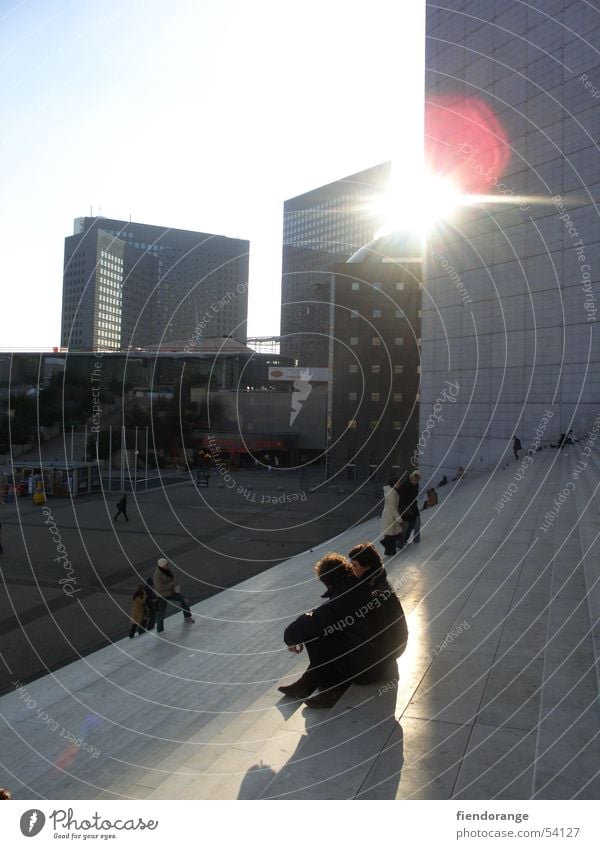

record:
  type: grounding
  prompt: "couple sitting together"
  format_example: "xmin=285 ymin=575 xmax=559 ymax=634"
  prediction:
xmin=279 ymin=542 xmax=408 ymax=709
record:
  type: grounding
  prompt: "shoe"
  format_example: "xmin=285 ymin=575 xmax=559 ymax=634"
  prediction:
xmin=278 ymin=672 xmax=317 ymax=699
xmin=184 ymin=617 xmax=195 ymax=624
xmin=304 ymin=684 xmax=348 ymax=709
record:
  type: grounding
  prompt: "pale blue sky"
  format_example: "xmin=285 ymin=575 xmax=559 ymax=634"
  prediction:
xmin=0 ymin=0 xmax=424 ymax=348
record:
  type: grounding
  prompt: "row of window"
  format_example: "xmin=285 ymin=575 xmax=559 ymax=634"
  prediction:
xmin=349 ymin=364 xmax=404 ymax=374
xmin=351 ymin=281 xmax=404 ymax=291
xmin=351 ymin=309 xmax=406 ymax=319
xmin=348 ymin=420 xmax=403 ymax=431
xmin=349 ymin=336 xmax=405 ymax=346
xmin=348 ymin=392 xmax=404 ymax=402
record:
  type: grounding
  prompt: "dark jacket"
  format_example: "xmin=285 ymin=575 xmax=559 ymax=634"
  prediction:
xmin=361 ymin=567 xmax=409 ymax=661
xmin=283 ymin=576 xmax=381 ymax=677
xmin=397 ymin=479 xmax=420 ymax=521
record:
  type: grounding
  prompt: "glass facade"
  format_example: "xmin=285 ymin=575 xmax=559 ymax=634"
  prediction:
xmin=280 ymin=163 xmax=392 ymax=367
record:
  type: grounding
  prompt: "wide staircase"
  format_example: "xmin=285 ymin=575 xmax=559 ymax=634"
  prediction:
xmin=1 ymin=444 xmax=598 ymax=799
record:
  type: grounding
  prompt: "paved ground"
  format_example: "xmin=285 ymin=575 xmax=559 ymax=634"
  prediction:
xmin=0 ymin=467 xmax=379 ymax=694
xmin=1 ymin=444 xmax=598 ymax=800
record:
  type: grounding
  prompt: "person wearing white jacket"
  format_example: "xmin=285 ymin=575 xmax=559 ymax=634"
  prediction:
xmin=153 ymin=557 xmax=195 ymax=633
xmin=380 ymin=477 xmax=403 ymax=556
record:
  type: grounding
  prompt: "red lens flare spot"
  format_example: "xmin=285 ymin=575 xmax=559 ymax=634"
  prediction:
xmin=54 ymin=743 xmax=79 ymax=772
xmin=425 ymin=96 xmax=510 ymax=194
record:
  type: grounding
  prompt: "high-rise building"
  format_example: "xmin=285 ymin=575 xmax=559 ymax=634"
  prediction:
xmin=328 ymin=232 xmax=422 ymax=481
xmin=61 ymin=217 xmax=249 ymax=350
xmin=421 ymin=1 xmax=600 ymax=477
xmin=280 ymin=162 xmax=391 ymax=367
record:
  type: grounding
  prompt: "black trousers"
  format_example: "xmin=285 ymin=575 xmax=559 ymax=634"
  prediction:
xmin=382 ymin=534 xmax=400 ymax=556
xmin=303 ymin=635 xmax=381 ymax=690
xmin=114 ymin=507 xmax=129 ymax=522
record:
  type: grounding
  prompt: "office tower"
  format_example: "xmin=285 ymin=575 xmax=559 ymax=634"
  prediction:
xmin=328 ymin=231 xmax=422 ymax=481
xmin=280 ymin=162 xmax=391 ymax=367
xmin=61 ymin=217 xmax=249 ymax=350
xmin=421 ymin=1 xmax=600 ymax=477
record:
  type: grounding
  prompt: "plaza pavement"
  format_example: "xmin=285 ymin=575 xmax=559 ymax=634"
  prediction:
xmin=0 ymin=445 xmax=598 ymax=799
xmin=0 ymin=467 xmax=378 ymax=693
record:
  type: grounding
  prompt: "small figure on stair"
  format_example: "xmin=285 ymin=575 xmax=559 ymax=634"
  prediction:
xmin=129 ymin=584 xmax=148 ymax=638
xmin=513 ymin=435 xmax=522 ymax=460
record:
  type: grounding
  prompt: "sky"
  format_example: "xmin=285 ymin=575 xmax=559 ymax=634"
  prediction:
xmin=0 ymin=0 xmax=425 ymax=348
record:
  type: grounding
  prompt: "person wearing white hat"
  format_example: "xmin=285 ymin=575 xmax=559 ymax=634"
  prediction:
xmin=153 ymin=557 xmax=195 ymax=633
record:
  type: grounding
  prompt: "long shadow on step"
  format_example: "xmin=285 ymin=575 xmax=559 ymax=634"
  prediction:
xmin=238 ymin=685 xmax=403 ymax=800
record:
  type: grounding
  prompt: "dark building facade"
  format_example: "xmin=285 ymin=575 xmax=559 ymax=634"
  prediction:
xmin=328 ymin=233 xmax=423 ymax=482
xmin=0 ymin=344 xmax=325 ymax=467
xmin=280 ymin=162 xmax=391 ymax=368
xmin=61 ymin=217 xmax=249 ymax=351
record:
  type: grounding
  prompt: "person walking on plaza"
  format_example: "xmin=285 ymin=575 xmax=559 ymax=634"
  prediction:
xmin=348 ymin=542 xmax=408 ymax=678
xmin=513 ymin=435 xmax=522 ymax=460
xmin=278 ymin=553 xmax=381 ymax=708
xmin=153 ymin=557 xmax=195 ymax=633
xmin=380 ymin=477 xmax=403 ymax=557
xmin=397 ymin=471 xmax=421 ymax=549
xmin=114 ymin=493 xmax=129 ymax=523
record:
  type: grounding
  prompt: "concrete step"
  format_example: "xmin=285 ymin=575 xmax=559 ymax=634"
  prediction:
xmin=258 ymin=682 xmax=401 ymax=799
xmin=531 ymin=449 xmax=600 ymax=798
xmin=579 ymin=448 xmax=600 ymax=684
xmin=2 ymin=448 xmax=598 ymax=800
xmin=145 ymin=685 xmax=315 ymax=800
xmin=450 ymin=452 xmax=572 ymax=799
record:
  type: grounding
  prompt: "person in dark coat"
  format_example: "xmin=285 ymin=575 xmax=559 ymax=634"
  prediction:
xmin=348 ymin=543 xmax=408 ymax=679
xmin=114 ymin=494 xmax=129 ymax=522
xmin=513 ymin=435 xmax=522 ymax=460
xmin=278 ymin=553 xmax=381 ymax=708
xmin=397 ymin=471 xmax=421 ymax=549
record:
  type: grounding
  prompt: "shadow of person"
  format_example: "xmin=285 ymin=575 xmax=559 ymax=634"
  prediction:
xmin=237 ymin=761 xmax=277 ymax=800
xmin=238 ymin=681 xmax=404 ymax=800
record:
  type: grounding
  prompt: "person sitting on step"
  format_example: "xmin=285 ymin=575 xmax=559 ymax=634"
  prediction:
xmin=278 ymin=553 xmax=382 ymax=709
xmin=347 ymin=542 xmax=408 ymax=680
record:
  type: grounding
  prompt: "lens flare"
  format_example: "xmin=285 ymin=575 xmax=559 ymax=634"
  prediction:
xmin=425 ymin=94 xmax=510 ymax=193
xmin=375 ymin=171 xmax=464 ymax=237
